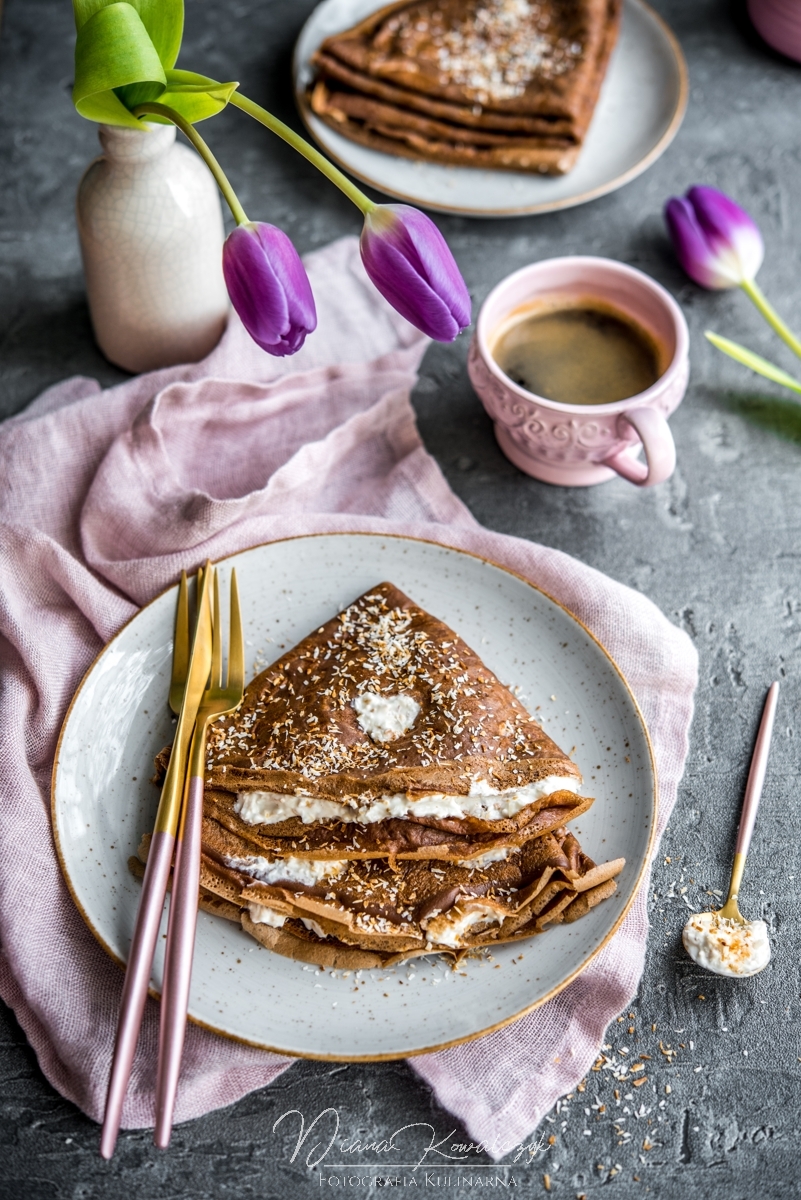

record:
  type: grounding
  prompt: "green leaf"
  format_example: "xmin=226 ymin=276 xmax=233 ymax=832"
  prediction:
xmin=74 ymin=0 xmax=183 ymax=70
xmin=706 ymin=331 xmax=801 ymax=397
xmin=73 ymin=4 xmax=166 ymax=128
xmin=156 ymin=70 xmax=239 ymax=123
xmin=71 ymin=3 xmax=229 ymax=128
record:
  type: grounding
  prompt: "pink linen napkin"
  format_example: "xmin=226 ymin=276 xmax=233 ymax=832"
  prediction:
xmin=0 ymin=236 xmax=697 ymax=1160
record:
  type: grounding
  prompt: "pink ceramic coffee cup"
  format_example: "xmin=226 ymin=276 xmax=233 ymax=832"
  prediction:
xmin=468 ymin=256 xmax=690 ymax=487
xmin=748 ymin=0 xmax=801 ymax=62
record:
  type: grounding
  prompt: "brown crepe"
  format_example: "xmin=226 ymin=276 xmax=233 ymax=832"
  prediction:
xmin=210 ymin=827 xmax=624 ymax=951
xmin=203 ymin=786 xmax=594 ymax=861
xmin=133 ymin=828 xmax=624 ymax=966
xmin=306 ymin=0 xmax=622 ymax=175
xmin=246 ymin=869 xmax=621 ymax=969
xmin=140 ymin=581 xmax=624 ymax=965
xmin=204 ymin=581 xmax=582 ymax=800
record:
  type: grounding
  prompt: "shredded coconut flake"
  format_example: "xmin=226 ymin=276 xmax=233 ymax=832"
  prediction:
xmin=398 ymin=0 xmax=583 ymax=104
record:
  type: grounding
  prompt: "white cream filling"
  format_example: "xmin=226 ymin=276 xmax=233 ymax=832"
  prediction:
xmin=225 ymin=854 xmax=346 ymax=886
xmin=353 ymin=691 xmax=421 ymax=743
xmin=301 ymin=917 xmax=329 ymax=939
xmin=682 ymin=911 xmax=771 ymax=977
xmin=457 ymin=847 xmax=510 ymax=870
xmin=425 ymin=904 xmax=505 ymax=948
xmin=235 ymin=774 xmax=578 ymax=827
xmin=248 ymin=903 xmax=286 ymax=928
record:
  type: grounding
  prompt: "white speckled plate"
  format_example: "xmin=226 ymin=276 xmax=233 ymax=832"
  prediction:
xmin=293 ymin=0 xmax=688 ymax=218
xmin=52 ymin=534 xmax=655 ymax=1060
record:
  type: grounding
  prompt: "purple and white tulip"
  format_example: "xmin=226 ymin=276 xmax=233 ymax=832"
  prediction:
xmin=360 ymin=204 xmax=471 ymax=341
xmin=664 ymin=186 xmax=764 ymax=290
xmin=222 ymin=222 xmax=316 ymax=356
xmin=666 ymin=184 xmax=801 ymax=391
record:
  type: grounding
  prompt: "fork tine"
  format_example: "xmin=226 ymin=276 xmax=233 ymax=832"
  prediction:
xmin=211 ymin=568 xmax=223 ymax=690
xmin=228 ymin=570 xmax=244 ymax=694
xmin=168 ymin=572 xmax=189 ymax=715
xmin=196 ymin=566 xmax=204 ymax=647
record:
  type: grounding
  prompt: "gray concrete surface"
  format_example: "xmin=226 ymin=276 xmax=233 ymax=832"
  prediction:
xmin=2 ymin=1 xmax=801 ymax=1197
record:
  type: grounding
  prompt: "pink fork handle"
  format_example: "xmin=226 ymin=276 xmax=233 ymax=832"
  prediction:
xmin=100 ymin=829 xmax=174 ymax=1160
xmin=736 ymin=682 xmax=779 ymax=860
xmin=154 ymin=774 xmax=204 ymax=1148
xmin=603 ymin=407 xmax=677 ymax=487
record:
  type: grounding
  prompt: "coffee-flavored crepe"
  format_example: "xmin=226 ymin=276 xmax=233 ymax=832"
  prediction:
xmin=133 ymin=825 xmax=624 ymax=968
xmin=202 ymin=579 xmax=583 ymax=827
xmin=155 ymin=581 xmax=625 ymax=963
xmin=307 ymin=0 xmax=622 ymax=174
xmin=140 ymin=582 xmax=624 ymax=963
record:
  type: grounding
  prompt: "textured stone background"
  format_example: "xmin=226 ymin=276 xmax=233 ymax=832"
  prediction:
xmin=2 ymin=1 xmax=801 ymax=1196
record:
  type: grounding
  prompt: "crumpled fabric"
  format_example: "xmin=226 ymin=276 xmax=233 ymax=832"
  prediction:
xmin=0 ymin=236 xmax=696 ymax=1158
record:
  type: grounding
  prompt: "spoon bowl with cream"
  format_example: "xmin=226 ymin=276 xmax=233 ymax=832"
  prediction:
xmin=682 ymin=682 xmax=778 ymax=979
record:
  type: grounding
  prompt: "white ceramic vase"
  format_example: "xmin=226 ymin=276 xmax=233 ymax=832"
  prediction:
xmin=76 ymin=123 xmax=229 ymax=374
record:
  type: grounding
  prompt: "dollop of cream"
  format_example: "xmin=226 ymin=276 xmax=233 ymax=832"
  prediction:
xmin=235 ymin=774 xmax=578 ymax=826
xmin=424 ymin=903 xmax=505 ymax=948
xmin=226 ymin=855 xmax=345 ymax=886
xmin=301 ymin=917 xmax=329 ymax=939
xmin=352 ymin=691 xmax=421 ymax=742
xmin=682 ymin=911 xmax=771 ymax=977
xmin=247 ymin=903 xmax=286 ymax=928
xmin=457 ymin=847 xmax=510 ymax=870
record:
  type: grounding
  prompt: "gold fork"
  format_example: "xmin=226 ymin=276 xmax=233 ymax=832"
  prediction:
xmin=154 ymin=566 xmax=245 ymax=1147
xmin=101 ymin=566 xmax=212 ymax=1160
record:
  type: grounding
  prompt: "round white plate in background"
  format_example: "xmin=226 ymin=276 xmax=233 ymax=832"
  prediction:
xmin=293 ymin=0 xmax=688 ymax=218
xmin=53 ymin=534 xmax=656 ymax=1060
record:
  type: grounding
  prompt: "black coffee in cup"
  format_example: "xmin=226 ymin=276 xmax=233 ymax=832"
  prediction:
xmin=492 ymin=302 xmax=662 ymax=406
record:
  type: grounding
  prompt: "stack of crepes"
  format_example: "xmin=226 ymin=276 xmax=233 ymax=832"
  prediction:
xmin=141 ymin=583 xmax=624 ymax=968
xmin=306 ymin=0 xmax=622 ymax=176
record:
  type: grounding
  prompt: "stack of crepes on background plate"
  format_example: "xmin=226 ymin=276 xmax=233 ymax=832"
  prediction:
xmin=307 ymin=0 xmax=622 ymax=175
xmin=140 ymin=583 xmax=624 ymax=968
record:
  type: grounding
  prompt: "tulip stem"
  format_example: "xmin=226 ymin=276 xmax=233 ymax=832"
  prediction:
xmin=741 ymin=277 xmax=801 ymax=361
xmin=706 ymin=330 xmax=801 ymax=396
xmin=230 ymin=92 xmax=374 ymax=215
xmin=132 ymin=103 xmax=250 ymax=227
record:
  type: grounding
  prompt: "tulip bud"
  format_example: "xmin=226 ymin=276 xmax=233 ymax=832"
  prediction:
xmin=222 ymin=222 xmax=316 ymax=356
xmin=360 ymin=204 xmax=471 ymax=341
xmin=664 ymin=186 xmax=764 ymax=290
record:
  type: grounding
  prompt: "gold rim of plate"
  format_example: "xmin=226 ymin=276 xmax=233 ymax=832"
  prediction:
xmin=51 ymin=531 xmax=658 ymax=1061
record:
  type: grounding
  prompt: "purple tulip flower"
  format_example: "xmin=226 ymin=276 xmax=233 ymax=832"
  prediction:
xmin=222 ymin=222 xmax=316 ymax=356
xmin=360 ymin=205 xmax=471 ymax=341
xmin=664 ymin=186 xmax=764 ymax=290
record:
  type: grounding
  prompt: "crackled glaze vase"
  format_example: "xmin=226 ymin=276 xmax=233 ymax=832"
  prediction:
xmin=76 ymin=123 xmax=229 ymax=374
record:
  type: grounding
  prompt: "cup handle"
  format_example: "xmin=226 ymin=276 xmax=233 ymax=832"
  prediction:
xmin=602 ymin=406 xmax=676 ymax=487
